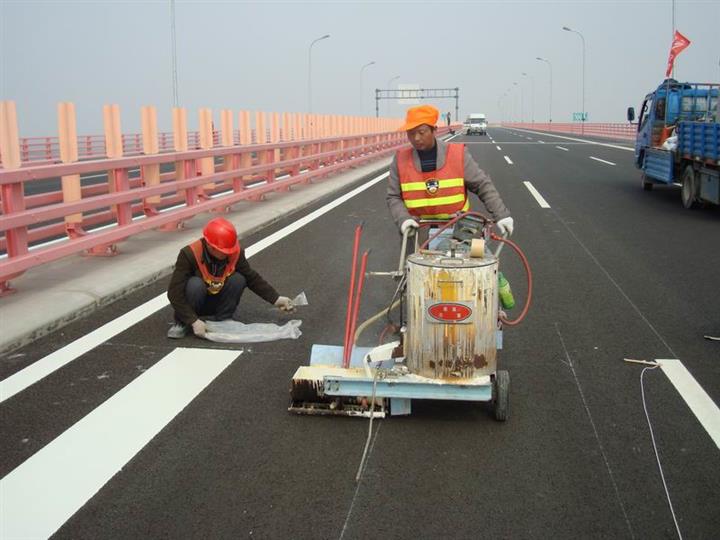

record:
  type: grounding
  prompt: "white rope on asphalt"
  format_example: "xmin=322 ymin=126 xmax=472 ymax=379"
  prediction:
xmin=640 ymin=365 xmax=683 ymax=540
xmin=355 ymin=368 xmax=381 ymax=482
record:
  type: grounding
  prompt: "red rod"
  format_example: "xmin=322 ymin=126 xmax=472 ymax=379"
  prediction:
xmin=345 ymin=250 xmax=369 ymax=368
xmin=342 ymin=224 xmax=363 ymax=366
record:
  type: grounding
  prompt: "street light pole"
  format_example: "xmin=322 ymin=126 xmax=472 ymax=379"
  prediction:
xmin=563 ymin=26 xmax=586 ymax=132
xmin=536 ymin=57 xmax=553 ymax=125
xmin=522 ymin=72 xmax=535 ymax=123
xmin=359 ymin=61 xmax=376 ymax=115
xmin=307 ymin=34 xmax=330 ymax=113
xmin=513 ymin=82 xmax=522 ymax=123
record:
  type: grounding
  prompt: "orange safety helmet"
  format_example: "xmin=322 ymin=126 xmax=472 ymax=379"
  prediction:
xmin=398 ymin=105 xmax=440 ymax=131
xmin=202 ymin=218 xmax=239 ymax=255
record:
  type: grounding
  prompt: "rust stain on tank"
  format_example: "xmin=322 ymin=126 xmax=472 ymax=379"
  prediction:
xmin=473 ymin=354 xmax=487 ymax=368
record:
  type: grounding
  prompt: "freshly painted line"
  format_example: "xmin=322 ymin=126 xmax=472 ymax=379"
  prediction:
xmin=506 ymin=127 xmax=633 ymax=152
xmin=538 ymin=140 xmax=545 ymax=144
xmin=0 ymin=347 xmax=239 ymax=539
xmin=523 ymin=181 xmax=551 ymax=208
xmin=0 ymin=171 xmax=391 ymax=403
xmin=589 ymin=156 xmax=616 ymax=166
xmin=496 ymin=145 xmax=502 ymax=151
xmin=503 ymin=156 xmax=513 ymax=165
xmin=556 ymin=146 xmax=569 ymax=151
xmin=658 ymin=359 xmax=720 ymax=449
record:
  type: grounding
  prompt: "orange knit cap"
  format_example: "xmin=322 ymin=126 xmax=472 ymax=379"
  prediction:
xmin=398 ymin=105 xmax=439 ymax=131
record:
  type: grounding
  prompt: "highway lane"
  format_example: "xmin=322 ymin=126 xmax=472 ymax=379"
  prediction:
xmin=1 ymin=129 xmax=718 ymax=539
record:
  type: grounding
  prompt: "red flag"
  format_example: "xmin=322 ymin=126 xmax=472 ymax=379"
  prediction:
xmin=665 ymin=31 xmax=691 ymax=77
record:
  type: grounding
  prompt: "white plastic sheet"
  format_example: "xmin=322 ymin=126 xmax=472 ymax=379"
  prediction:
xmin=204 ymin=319 xmax=302 ymax=343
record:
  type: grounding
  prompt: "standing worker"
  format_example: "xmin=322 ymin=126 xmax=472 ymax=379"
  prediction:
xmin=387 ymin=104 xmax=513 ymax=237
xmin=167 ymin=217 xmax=295 ymax=338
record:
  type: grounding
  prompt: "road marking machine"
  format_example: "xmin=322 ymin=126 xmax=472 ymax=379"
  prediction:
xmin=289 ymin=212 xmax=532 ymax=420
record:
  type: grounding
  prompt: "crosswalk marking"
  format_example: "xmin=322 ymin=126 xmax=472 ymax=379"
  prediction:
xmin=0 ymin=347 xmax=239 ymax=540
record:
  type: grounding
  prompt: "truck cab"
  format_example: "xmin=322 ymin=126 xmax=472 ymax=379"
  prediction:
xmin=465 ymin=113 xmax=487 ymax=136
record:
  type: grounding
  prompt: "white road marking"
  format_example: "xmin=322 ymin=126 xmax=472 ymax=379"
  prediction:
xmin=506 ymin=126 xmax=633 ymax=152
xmin=523 ymin=181 xmax=551 ymax=208
xmin=556 ymin=146 xmax=569 ymax=151
xmin=0 ymin=347 xmax=239 ymax=539
xmin=538 ymin=140 xmax=545 ymax=144
xmin=504 ymin=156 xmax=513 ymax=165
xmin=496 ymin=145 xmax=502 ymax=151
xmin=0 ymin=171 xmax=390 ymax=403
xmin=658 ymin=359 xmax=720 ymax=449
xmin=589 ymin=156 xmax=616 ymax=166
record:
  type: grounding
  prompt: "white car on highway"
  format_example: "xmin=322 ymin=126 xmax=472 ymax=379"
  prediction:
xmin=466 ymin=113 xmax=487 ymax=136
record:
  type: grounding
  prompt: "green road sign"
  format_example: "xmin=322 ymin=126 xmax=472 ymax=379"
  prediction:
xmin=573 ymin=112 xmax=588 ymax=121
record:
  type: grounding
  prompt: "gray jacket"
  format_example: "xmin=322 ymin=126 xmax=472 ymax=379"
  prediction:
xmin=386 ymin=138 xmax=510 ymax=228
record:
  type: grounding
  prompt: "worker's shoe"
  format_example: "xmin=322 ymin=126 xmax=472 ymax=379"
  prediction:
xmin=167 ymin=323 xmax=189 ymax=339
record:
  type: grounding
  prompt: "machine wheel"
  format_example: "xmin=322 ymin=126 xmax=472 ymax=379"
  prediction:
xmin=681 ymin=166 xmax=698 ymax=209
xmin=493 ymin=370 xmax=509 ymax=422
xmin=641 ymin=173 xmax=653 ymax=191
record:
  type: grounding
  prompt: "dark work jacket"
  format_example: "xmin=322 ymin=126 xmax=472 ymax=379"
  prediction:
xmin=167 ymin=243 xmax=279 ymax=325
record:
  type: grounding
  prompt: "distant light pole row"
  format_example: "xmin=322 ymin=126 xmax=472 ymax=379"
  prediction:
xmin=499 ymin=25 xmax=584 ymax=125
xmin=360 ymin=61 xmax=376 ymax=114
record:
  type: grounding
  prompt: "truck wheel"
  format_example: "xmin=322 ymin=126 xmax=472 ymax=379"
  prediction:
xmin=681 ymin=166 xmax=698 ymax=209
xmin=641 ymin=173 xmax=653 ymax=191
xmin=493 ymin=370 xmax=509 ymax=421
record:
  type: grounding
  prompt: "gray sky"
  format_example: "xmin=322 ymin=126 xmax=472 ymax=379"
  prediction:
xmin=1 ymin=0 xmax=718 ymax=136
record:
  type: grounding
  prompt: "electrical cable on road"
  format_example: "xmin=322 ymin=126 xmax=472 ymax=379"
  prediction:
xmin=640 ymin=365 xmax=683 ymax=540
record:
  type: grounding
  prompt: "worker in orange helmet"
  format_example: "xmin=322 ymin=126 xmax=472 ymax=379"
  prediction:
xmin=387 ymin=104 xmax=513 ymax=237
xmin=166 ymin=217 xmax=294 ymax=338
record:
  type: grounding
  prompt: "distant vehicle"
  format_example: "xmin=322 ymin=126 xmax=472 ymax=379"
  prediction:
xmin=465 ymin=113 xmax=488 ymax=136
xmin=628 ymin=79 xmax=719 ymax=208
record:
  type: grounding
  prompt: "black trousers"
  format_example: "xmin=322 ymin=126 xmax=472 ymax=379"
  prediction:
xmin=183 ymin=273 xmax=247 ymax=322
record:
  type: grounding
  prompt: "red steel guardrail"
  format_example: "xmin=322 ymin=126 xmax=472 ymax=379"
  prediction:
xmin=0 ymin=125 xmax=457 ymax=294
xmin=500 ymin=122 xmax=636 ymax=141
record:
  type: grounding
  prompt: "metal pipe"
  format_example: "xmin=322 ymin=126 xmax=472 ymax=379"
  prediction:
xmin=343 ymin=223 xmax=363 ymax=366
xmin=345 ymin=250 xmax=369 ymax=368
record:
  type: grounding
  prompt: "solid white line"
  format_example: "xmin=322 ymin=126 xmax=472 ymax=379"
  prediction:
xmin=556 ymin=146 xmax=569 ymax=151
xmin=0 ymin=347 xmax=239 ymax=539
xmin=496 ymin=145 xmax=502 ymax=151
xmin=589 ymin=156 xmax=616 ymax=166
xmin=507 ymin=127 xmax=634 ymax=152
xmin=523 ymin=181 xmax=551 ymax=208
xmin=0 ymin=171 xmax=390 ymax=403
xmin=658 ymin=359 xmax=720 ymax=449
xmin=504 ymin=156 xmax=513 ymax=165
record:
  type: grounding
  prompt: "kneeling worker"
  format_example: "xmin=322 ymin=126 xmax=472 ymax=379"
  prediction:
xmin=167 ymin=217 xmax=294 ymax=338
xmin=387 ymin=105 xmax=514 ymax=237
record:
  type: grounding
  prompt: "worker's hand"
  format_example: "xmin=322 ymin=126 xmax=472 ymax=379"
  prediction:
xmin=496 ymin=217 xmax=514 ymax=236
xmin=191 ymin=319 xmax=207 ymax=337
xmin=274 ymin=296 xmax=296 ymax=312
xmin=400 ymin=219 xmax=419 ymax=236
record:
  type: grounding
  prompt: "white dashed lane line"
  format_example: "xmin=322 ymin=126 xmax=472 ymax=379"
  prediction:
xmin=556 ymin=146 xmax=569 ymax=151
xmin=523 ymin=181 xmax=551 ymax=208
xmin=504 ymin=155 xmax=514 ymax=165
xmin=496 ymin=145 xmax=502 ymax=151
xmin=589 ymin=156 xmax=616 ymax=166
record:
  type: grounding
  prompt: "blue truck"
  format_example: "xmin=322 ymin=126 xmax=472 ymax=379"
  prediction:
xmin=628 ymin=79 xmax=719 ymax=208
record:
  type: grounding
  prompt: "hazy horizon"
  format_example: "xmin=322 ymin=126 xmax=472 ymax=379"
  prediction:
xmin=1 ymin=0 xmax=718 ymax=136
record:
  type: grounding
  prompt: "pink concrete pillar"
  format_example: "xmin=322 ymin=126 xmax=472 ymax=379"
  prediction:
xmin=103 ymin=104 xmax=131 ymax=228
xmin=57 ymin=102 xmax=82 ymax=225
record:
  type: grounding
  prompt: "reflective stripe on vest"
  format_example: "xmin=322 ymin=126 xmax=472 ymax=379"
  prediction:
xmin=397 ymin=143 xmax=469 ymax=219
xmin=189 ymin=239 xmax=240 ymax=295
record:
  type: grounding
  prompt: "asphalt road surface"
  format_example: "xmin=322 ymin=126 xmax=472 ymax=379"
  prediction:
xmin=2 ymin=128 xmax=718 ymax=539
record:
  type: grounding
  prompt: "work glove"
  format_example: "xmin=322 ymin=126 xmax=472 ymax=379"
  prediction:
xmin=400 ymin=219 xmax=419 ymax=236
xmin=191 ymin=319 xmax=207 ymax=337
xmin=496 ymin=217 xmax=514 ymax=236
xmin=274 ymin=296 xmax=295 ymax=312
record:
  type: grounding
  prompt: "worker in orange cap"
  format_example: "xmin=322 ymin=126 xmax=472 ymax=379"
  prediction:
xmin=387 ymin=104 xmax=513 ymax=237
xmin=166 ymin=217 xmax=294 ymax=339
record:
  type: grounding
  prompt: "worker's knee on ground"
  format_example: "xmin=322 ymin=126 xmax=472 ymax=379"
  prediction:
xmin=224 ymin=272 xmax=247 ymax=293
xmin=185 ymin=276 xmax=207 ymax=308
